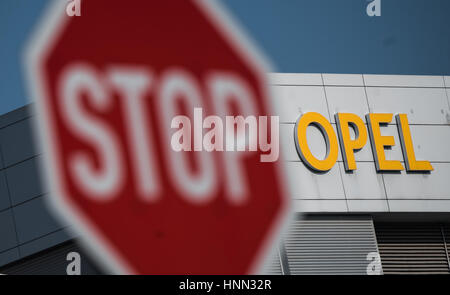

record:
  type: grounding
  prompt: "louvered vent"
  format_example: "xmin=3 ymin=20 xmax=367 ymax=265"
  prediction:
xmin=260 ymin=250 xmax=283 ymax=275
xmin=0 ymin=241 xmax=101 ymax=275
xmin=375 ymin=223 xmax=450 ymax=275
xmin=285 ymin=216 xmax=379 ymax=275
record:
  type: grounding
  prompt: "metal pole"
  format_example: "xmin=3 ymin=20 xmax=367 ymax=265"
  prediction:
xmin=440 ymin=225 xmax=450 ymax=272
xmin=278 ymin=242 xmax=291 ymax=275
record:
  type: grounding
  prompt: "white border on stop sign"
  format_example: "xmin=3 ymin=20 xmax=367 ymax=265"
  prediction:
xmin=23 ymin=0 xmax=294 ymax=275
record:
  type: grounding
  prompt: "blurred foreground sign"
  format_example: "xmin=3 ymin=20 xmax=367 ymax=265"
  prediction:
xmin=25 ymin=0 xmax=289 ymax=274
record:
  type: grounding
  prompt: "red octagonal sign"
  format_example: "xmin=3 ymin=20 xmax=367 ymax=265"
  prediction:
xmin=25 ymin=0 xmax=290 ymax=274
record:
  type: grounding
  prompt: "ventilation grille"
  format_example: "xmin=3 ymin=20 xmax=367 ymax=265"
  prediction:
xmin=375 ymin=223 xmax=450 ymax=275
xmin=0 ymin=241 xmax=101 ymax=275
xmin=285 ymin=217 xmax=379 ymax=275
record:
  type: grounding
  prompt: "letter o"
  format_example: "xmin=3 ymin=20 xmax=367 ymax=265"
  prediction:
xmin=295 ymin=112 xmax=339 ymax=172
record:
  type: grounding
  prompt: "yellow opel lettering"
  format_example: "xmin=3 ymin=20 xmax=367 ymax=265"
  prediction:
xmin=294 ymin=111 xmax=432 ymax=174
xmin=395 ymin=114 xmax=433 ymax=171
xmin=366 ymin=113 xmax=404 ymax=171
xmin=335 ymin=113 xmax=368 ymax=171
xmin=295 ymin=112 xmax=338 ymax=172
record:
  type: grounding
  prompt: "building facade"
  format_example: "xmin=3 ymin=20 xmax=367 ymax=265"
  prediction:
xmin=0 ymin=73 xmax=450 ymax=275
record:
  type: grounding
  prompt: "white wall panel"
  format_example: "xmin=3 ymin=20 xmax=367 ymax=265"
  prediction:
xmin=388 ymin=200 xmax=450 ymax=212
xmin=383 ymin=163 xmax=450 ymax=199
xmin=295 ymin=200 xmax=348 ymax=212
xmin=285 ymin=162 xmax=345 ymax=199
xmin=347 ymin=200 xmax=389 ymax=212
xmin=279 ymin=124 xmax=299 ymax=161
xmin=363 ymin=74 xmax=445 ymax=88
xmin=444 ymin=76 xmax=450 ymax=88
xmin=365 ymin=87 xmax=450 ymax=125
xmin=407 ymin=125 xmax=450 ymax=162
xmin=325 ymin=86 xmax=369 ymax=123
xmin=338 ymin=162 xmax=386 ymax=199
xmin=273 ymin=86 xmax=329 ymax=123
xmin=269 ymin=73 xmax=323 ymax=86
xmin=322 ymin=74 xmax=364 ymax=86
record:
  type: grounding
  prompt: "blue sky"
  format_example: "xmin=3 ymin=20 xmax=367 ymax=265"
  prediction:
xmin=0 ymin=0 xmax=449 ymax=115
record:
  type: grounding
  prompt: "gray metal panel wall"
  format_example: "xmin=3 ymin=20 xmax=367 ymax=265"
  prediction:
xmin=376 ymin=223 xmax=450 ymax=274
xmin=0 ymin=105 xmax=72 ymax=267
xmin=284 ymin=216 xmax=379 ymax=275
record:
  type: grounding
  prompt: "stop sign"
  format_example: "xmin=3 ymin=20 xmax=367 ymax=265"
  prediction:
xmin=25 ymin=0 xmax=289 ymax=274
